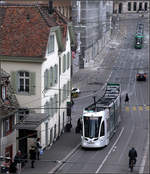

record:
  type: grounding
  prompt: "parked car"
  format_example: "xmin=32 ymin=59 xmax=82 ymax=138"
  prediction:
xmin=71 ymin=88 xmax=80 ymax=98
xmin=136 ymin=70 xmax=147 ymax=81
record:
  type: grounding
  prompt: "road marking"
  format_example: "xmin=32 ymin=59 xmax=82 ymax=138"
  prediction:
xmin=125 ymin=106 xmax=129 ymax=112
xmin=138 ymin=106 xmax=143 ymax=111
xmin=139 ymin=134 xmax=149 ymax=174
xmin=95 ymin=127 xmax=124 ymax=173
xmin=48 ymin=143 xmax=81 ymax=173
xmin=132 ymin=106 xmax=136 ymax=111
xmin=145 ymin=106 xmax=149 ymax=110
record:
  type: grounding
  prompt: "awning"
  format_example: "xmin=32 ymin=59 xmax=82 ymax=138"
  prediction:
xmin=15 ymin=113 xmax=49 ymax=130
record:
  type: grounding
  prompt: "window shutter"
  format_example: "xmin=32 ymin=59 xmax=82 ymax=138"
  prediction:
xmin=55 ymin=64 xmax=58 ymax=84
xmin=67 ymin=52 xmax=69 ymax=69
xmin=53 ymin=66 xmax=56 ymax=85
xmin=44 ymin=71 xmax=46 ymax=89
xmin=55 ymin=94 xmax=58 ymax=112
xmin=50 ymin=67 xmax=53 ymax=87
xmin=64 ymin=55 xmax=66 ymax=72
xmin=63 ymin=55 xmax=65 ymax=73
xmin=10 ymin=71 xmax=17 ymax=93
xmin=47 ymin=69 xmax=50 ymax=88
xmin=29 ymin=72 xmax=36 ymax=95
xmin=49 ymin=98 xmax=52 ymax=117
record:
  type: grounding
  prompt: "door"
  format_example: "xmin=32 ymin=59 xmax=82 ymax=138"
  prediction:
xmin=119 ymin=3 xmax=122 ymax=14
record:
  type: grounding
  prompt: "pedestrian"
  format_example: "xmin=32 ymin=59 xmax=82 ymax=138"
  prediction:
xmin=125 ymin=93 xmax=129 ymax=104
xmin=9 ymin=161 xmax=17 ymax=174
xmin=14 ymin=150 xmax=22 ymax=174
xmin=36 ymin=138 xmax=42 ymax=160
xmin=29 ymin=146 xmax=36 ymax=168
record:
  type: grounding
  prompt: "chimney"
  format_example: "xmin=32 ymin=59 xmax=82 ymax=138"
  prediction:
xmin=48 ymin=0 xmax=53 ymax=14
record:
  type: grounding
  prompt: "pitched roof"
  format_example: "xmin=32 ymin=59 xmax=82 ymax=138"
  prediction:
xmin=0 ymin=3 xmax=68 ymax=58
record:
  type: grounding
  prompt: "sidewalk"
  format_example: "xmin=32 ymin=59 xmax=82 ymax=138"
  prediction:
xmin=21 ymin=128 xmax=81 ymax=174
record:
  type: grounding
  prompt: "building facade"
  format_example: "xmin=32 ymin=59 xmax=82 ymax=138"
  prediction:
xmin=72 ymin=0 xmax=113 ymax=68
xmin=0 ymin=1 xmax=74 ymax=157
xmin=113 ymin=0 xmax=149 ymax=14
xmin=0 ymin=69 xmax=19 ymax=159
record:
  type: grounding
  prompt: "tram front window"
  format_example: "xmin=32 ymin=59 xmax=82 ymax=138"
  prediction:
xmin=136 ymin=37 xmax=142 ymax=44
xmin=84 ymin=117 xmax=101 ymax=138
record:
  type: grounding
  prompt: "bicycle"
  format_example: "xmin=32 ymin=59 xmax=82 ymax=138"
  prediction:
xmin=129 ymin=159 xmax=135 ymax=172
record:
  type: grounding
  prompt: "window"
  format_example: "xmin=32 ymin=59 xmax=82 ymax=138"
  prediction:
xmin=48 ymin=35 xmax=54 ymax=54
xmin=18 ymin=71 xmax=29 ymax=92
xmin=11 ymin=71 xmax=35 ymax=95
xmin=139 ymin=2 xmax=142 ymax=11
xmin=128 ymin=2 xmax=131 ymax=11
xmin=144 ymin=2 xmax=148 ymax=11
xmin=18 ymin=109 xmax=29 ymax=121
xmin=3 ymin=115 xmax=15 ymax=136
xmin=2 ymin=86 xmax=6 ymax=100
xmin=100 ymin=121 xmax=105 ymax=137
xmin=133 ymin=2 xmax=137 ymax=11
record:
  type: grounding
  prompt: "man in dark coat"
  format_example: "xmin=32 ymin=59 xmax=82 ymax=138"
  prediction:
xmin=14 ymin=150 xmax=22 ymax=174
xmin=29 ymin=146 xmax=36 ymax=168
xmin=128 ymin=147 xmax=137 ymax=167
xmin=36 ymin=138 xmax=42 ymax=160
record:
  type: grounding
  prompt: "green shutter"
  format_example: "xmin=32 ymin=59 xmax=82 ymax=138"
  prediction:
xmin=47 ymin=69 xmax=50 ymax=88
xmin=55 ymin=28 xmax=64 ymax=52
xmin=55 ymin=64 xmax=58 ymax=84
xmin=50 ymin=67 xmax=53 ymax=87
xmin=53 ymin=66 xmax=56 ymax=85
xmin=10 ymin=71 xmax=17 ymax=93
xmin=29 ymin=72 xmax=36 ymax=95
xmin=44 ymin=70 xmax=48 ymax=89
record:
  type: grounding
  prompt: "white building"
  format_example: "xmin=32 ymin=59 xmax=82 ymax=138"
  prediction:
xmin=0 ymin=1 xmax=75 ymax=157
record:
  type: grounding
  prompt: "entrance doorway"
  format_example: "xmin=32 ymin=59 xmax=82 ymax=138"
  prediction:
xmin=119 ymin=3 xmax=122 ymax=14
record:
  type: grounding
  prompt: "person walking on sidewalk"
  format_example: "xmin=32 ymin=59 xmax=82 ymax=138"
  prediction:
xmin=14 ymin=150 xmax=22 ymax=174
xmin=36 ymin=138 xmax=42 ymax=160
xmin=125 ymin=93 xmax=129 ymax=104
xmin=29 ymin=146 xmax=36 ymax=168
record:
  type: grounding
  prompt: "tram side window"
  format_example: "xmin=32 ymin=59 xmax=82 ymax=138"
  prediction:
xmin=100 ymin=121 xmax=105 ymax=137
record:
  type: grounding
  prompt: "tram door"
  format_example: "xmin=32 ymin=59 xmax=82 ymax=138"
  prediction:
xmin=119 ymin=3 xmax=122 ymax=14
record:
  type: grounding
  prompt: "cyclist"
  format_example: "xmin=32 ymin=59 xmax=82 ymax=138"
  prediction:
xmin=128 ymin=147 xmax=137 ymax=167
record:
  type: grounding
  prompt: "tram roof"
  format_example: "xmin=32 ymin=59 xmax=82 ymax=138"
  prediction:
xmin=84 ymin=83 xmax=120 ymax=112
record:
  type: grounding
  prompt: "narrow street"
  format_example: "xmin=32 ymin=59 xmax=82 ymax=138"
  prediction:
xmin=21 ymin=15 xmax=149 ymax=174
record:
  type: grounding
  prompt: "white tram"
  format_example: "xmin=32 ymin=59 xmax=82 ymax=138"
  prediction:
xmin=81 ymin=83 xmax=121 ymax=148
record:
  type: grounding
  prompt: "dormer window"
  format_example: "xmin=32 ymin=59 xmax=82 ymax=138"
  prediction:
xmin=48 ymin=35 xmax=54 ymax=54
